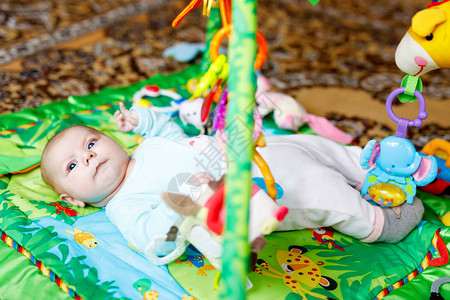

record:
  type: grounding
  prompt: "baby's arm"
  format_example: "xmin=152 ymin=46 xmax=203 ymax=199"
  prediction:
xmin=132 ymin=105 xmax=187 ymax=140
xmin=114 ymin=102 xmax=140 ymax=132
xmin=106 ymin=195 xmax=181 ymax=256
xmin=114 ymin=102 xmax=187 ymax=140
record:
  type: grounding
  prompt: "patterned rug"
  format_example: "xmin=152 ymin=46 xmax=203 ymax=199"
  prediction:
xmin=0 ymin=0 xmax=169 ymax=65
xmin=0 ymin=0 xmax=448 ymax=148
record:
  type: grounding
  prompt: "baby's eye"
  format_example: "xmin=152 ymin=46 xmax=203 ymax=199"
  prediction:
xmin=88 ymin=141 xmax=96 ymax=149
xmin=69 ymin=162 xmax=77 ymax=171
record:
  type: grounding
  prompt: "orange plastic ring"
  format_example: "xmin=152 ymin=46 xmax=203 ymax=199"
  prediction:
xmin=210 ymin=25 xmax=267 ymax=71
xmin=219 ymin=0 xmax=232 ymax=27
xmin=253 ymin=150 xmax=277 ymax=201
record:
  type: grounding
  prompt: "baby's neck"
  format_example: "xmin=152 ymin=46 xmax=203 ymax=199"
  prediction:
xmin=90 ymin=158 xmax=136 ymax=208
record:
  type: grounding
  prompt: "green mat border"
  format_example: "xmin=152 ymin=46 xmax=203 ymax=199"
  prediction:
xmin=0 ymin=231 xmax=74 ymax=300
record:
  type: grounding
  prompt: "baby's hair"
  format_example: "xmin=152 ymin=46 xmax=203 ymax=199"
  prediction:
xmin=41 ymin=125 xmax=101 ymax=192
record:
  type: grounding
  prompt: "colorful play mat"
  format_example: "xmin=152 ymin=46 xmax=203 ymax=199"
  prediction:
xmin=0 ymin=66 xmax=449 ymax=299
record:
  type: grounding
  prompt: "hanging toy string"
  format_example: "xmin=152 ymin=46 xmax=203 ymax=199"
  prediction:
xmin=385 ymin=87 xmax=428 ymax=139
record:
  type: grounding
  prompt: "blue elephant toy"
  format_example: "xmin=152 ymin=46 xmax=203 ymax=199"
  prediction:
xmin=360 ymin=136 xmax=437 ymax=206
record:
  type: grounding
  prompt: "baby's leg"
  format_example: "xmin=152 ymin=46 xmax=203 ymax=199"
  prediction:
xmin=255 ymin=134 xmax=423 ymax=243
xmin=254 ymin=135 xmax=379 ymax=240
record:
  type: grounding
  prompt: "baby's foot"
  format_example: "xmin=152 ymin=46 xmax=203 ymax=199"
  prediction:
xmin=376 ymin=197 xmax=424 ymax=243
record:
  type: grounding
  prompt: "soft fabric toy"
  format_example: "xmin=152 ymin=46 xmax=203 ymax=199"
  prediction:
xmin=395 ymin=0 xmax=450 ymax=76
xmin=178 ymin=97 xmax=206 ymax=131
xmin=163 ymin=42 xmax=206 ymax=63
xmin=148 ymin=173 xmax=288 ymax=270
xmin=255 ymin=75 xmax=353 ymax=144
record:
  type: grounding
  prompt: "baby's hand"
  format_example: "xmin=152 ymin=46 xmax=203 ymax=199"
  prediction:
xmin=114 ymin=102 xmax=139 ymax=132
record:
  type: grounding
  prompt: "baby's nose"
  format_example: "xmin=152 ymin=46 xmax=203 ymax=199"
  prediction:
xmin=85 ymin=151 xmax=96 ymax=164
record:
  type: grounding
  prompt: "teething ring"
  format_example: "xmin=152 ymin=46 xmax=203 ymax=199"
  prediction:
xmin=133 ymin=85 xmax=183 ymax=112
xmin=385 ymin=87 xmax=428 ymax=127
xmin=210 ymin=25 xmax=267 ymax=71
xmin=133 ymin=85 xmax=182 ymax=104
xmin=144 ymin=234 xmax=187 ymax=265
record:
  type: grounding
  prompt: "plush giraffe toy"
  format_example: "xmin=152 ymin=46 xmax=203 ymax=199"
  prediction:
xmin=396 ymin=0 xmax=450 ymax=76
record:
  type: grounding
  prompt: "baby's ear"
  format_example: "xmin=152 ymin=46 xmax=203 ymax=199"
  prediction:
xmin=60 ymin=194 xmax=85 ymax=208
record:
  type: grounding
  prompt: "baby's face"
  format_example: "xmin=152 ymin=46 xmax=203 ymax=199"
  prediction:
xmin=46 ymin=126 xmax=129 ymax=204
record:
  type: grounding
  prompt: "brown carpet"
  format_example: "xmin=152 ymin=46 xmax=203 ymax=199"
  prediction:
xmin=0 ymin=0 xmax=448 ymax=147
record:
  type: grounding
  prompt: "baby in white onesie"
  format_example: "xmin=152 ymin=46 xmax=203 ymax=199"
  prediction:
xmin=40 ymin=103 xmax=424 ymax=259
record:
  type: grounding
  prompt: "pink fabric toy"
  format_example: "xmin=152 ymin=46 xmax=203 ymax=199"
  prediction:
xmin=256 ymin=75 xmax=353 ymax=144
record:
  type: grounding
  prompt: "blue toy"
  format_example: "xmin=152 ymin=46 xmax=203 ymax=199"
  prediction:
xmin=163 ymin=42 xmax=206 ymax=62
xmin=360 ymin=87 xmax=438 ymax=206
xmin=361 ymin=136 xmax=437 ymax=206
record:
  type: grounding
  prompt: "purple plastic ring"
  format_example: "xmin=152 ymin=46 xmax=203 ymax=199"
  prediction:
xmin=385 ymin=87 xmax=427 ymax=127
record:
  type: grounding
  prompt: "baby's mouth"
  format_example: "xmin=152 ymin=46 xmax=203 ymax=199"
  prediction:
xmin=94 ymin=160 xmax=107 ymax=178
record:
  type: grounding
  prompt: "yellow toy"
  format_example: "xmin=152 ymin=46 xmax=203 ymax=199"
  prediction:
xmin=190 ymin=54 xmax=228 ymax=100
xmin=396 ymin=0 xmax=450 ymax=76
xmin=422 ymin=138 xmax=450 ymax=168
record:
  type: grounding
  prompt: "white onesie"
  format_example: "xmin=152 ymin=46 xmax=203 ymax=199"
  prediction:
xmin=105 ymin=106 xmax=378 ymax=255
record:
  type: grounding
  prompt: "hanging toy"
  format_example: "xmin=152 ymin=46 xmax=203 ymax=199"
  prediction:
xmin=178 ymin=97 xmax=206 ymax=131
xmin=395 ymin=0 xmax=450 ymax=103
xmin=395 ymin=0 xmax=450 ymax=77
xmin=190 ymin=54 xmax=228 ymax=100
xmin=149 ymin=173 xmax=288 ymax=269
xmin=172 ymin=0 xmax=218 ymax=27
xmin=360 ymin=87 xmax=438 ymax=207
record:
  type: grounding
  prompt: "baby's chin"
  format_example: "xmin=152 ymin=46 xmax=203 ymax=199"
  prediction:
xmin=81 ymin=193 xmax=112 ymax=207
xmin=87 ymin=181 xmax=123 ymax=204
xmin=96 ymin=160 xmax=125 ymax=182
xmin=79 ymin=185 xmax=114 ymax=203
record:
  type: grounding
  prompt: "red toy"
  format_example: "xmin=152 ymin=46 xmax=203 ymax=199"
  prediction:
xmin=420 ymin=138 xmax=450 ymax=195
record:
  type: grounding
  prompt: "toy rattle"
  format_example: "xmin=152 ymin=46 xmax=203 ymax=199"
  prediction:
xmin=133 ymin=85 xmax=183 ymax=116
xmin=360 ymin=87 xmax=437 ymax=207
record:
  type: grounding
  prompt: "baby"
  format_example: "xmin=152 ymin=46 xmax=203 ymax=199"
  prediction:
xmin=41 ymin=103 xmax=424 ymax=260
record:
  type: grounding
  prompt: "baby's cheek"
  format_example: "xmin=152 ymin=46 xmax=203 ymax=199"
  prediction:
xmin=101 ymin=165 xmax=119 ymax=182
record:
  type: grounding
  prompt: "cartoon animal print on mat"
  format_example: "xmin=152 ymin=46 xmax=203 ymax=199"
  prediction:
xmin=49 ymin=202 xmax=79 ymax=217
xmin=254 ymin=245 xmax=337 ymax=300
xmin=132 ymin=278 xmax=159 ymax=300
xmin=65 ymin=228 xmax=98 ymax=248
xmin=309 ymin=228 xmax=344 ymax=252
xmin=176 ymin=244 xmax=215 ymax=276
